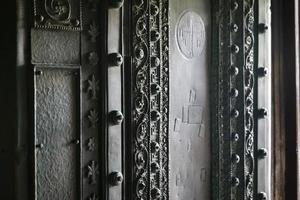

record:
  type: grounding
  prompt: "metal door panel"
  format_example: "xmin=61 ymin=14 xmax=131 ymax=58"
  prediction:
xmin=34 ymin=67 xmax=80 ymax=200
xmin=169 ymin=0 xmax=211 ymax=199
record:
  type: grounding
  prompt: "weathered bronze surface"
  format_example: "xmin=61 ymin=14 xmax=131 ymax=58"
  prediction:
xmin=1 ymin=0 xmax=268 ymax=199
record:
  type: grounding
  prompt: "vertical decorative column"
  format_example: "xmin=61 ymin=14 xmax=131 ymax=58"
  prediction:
xmin=212 ymin=0 xmax=258 ymax=199
xmin=131 ymin=0 xmax=169 ymax=199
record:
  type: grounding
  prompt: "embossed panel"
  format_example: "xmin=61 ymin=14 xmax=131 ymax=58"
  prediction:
xmin=33 ymin=0 xmax=82 ymax=30
xmin=169 ymin=1 xmax=211 ymax=199
xmin=35 ymin=67 xmax=80 ymax=200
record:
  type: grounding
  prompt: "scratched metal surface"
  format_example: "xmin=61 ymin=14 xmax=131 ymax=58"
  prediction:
xmin=35 ymin=68 xmax=79 ymax=200
xmin=169 ymin=0 xmax=211 ymax=199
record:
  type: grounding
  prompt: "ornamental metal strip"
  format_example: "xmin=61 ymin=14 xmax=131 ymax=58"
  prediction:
xmin=131 ymin=0 xmax=169 ymax=199
xmin=211 ymin=0 xmax=257 ymax=200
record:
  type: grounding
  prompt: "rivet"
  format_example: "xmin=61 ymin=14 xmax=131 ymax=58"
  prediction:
xmin=230 ymin=66 xmax=239 ymax=76
xmin=232 ymin=154 xmax=240 ymax=164
xmin=231 ymin=44 xmax=240 ymax=54
xmin=258 ymin=23 xmax=268 ymax=33
xmin=258 ymin=192 xmax=267 ymax=200
xmin=231 ymin=109 xmax=239 ymax=118
xmin=257 ymin=67 xmax=268 ymax=77
xmin=257 ymin=108 xmax=268 ymax=119
xmin=231 ymin=24 xmax=239 ymax=32
xmin=230 ymin=88 xmax=239 ymax=97
xmin=232 ymin=133 xmax=239 ymax=142
xmin=231 ymin=177 xmax=240 ymax=186
xmin=257 ymin=148 xmax=268 ymax=159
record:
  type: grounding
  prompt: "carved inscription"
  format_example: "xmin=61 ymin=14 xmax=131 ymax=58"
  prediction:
xmin=177 ymin=11 xmax=206 ymax=59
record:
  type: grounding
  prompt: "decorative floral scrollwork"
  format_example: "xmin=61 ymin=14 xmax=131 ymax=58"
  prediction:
xmin=45 ymin=0 xmax=71 ymax=21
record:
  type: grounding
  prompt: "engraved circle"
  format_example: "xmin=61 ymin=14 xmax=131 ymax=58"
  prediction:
xmin=176 ymin=11 xmax=206 ymax=59
xmin=45 ymin=0 xmax=71 ymax=22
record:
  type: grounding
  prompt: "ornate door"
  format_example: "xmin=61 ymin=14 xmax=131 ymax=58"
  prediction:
xmin=26 ymin=0 xmax=271 ymax=199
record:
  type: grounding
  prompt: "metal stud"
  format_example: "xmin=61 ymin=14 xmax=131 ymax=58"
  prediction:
xmin=257 ymin=67 xmax=268 ymax=77
xmin=151 ymin=142 xmax=160 ymax=153
xmin=231 ymin=23 xmax=239 ymax=32
xmin=151 ymin=110 xmax=161 ymax=121
xmin=109 ymin=0 xmax=124 ymax=9
xmin=35 ymin=70 xmax=43 ymax=76
xmin=108 ymin=53 xmax=123 ymax=66
xmin=232 ymin=154 xmax=240 ymax=164
xmin=109 ymin=110 xmax=124 ymax=125
xmin=151 ymin=188 xmax=161 ymax=199
xmin=258 ymin=192 xmax=267 ymax=200
xmin=231 ymin=44 xmax=240 ymax=54
xmin=231 ymin=1 xmax=239 ymax=10
xmin=231 ymin=177 xmax=240 ymax=186
xmin=109 ymin=171 xmax=124 ymax=186
xmin=230 ymin=66 xmax=239 ymax=76
xmin=230 ymin=88 xmax=239 ymax=97
xmin=257 ymin=148 xmax=268 ymax=159
xmin=231 ymin=109 xmax=239 ymax=118
xmin=232 ymin=133 xmax=239 ymax=142
xmin=258 ymin=23 xmax=268 ymax=33
xmin=151 ymin=84 xmax=161 ymax=95
xmin=257 ymin=108 xmax=268 ymax=119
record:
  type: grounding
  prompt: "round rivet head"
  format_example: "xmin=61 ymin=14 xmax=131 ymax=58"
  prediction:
xmin=151 ymin=142 xmax=160 ymax=153
xmin=35 ymin=70 xmax=43 ymax=76
xmin=231 ymin=24 xmax=239 ymax=32
xmin=230 ymin=88 xmax=239 ymax=97
xmin=151 ymin=188 xmax=161 ymax=199
xmin=108 ymin=53 xmax=123 ymax=66
xmin=258 ymin=108 xmax=268 ymax=119
xmin=151 ymin=110 xmax=161 ymax=121
xmin=109 ymin=171 xmax=123 ymax=186
xmin=257 ymin=67 xmax=268 ymax=77
xmin=151 ymin=84 xmax=161 ymax=95
xmin=230 ymin=66 xmax=239 ymax=76
xmin=258 ymin=192 xmax=267 ymax=200
xmin=231 ymin=2 xmax=239 ymax=10
xmin=36 ymin=143 xmax=44 ymax=149
xmin=232 ymin=154 xmax=240 ymax=164
xmin=231 ymin=109 xmax=239 ymax=118
xmin=257 ymin=148 xmax=268 ymax=159
xmin=231 ymin=44 xmax=240 ymax=53
xmin=231 ymin=177 xmax=240 ymax=186
xmin=109 ymin=0 xmax=124 ymax=9
xmin=35 ymin=15 xmax=44 ymax=23
xmin=109 ymin=110 xmax=124 ymax=125
xmin=232 ymin=133 xmax=239 ymax=141
xmin=258 ymin=23 xmax=268 ymax=33
xmin=71 ymin=19 xmax=80 ymax=26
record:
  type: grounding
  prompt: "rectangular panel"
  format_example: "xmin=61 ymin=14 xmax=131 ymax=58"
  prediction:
xmin=34 ymin=67 xmax=80 ymax=200
xmin=31 ymin=30 xmax=80 ymax=64
xmin=33 ymin=0 xmax=82 ymax=30
xmin=169 ymin=0 xmax=211 ymax=199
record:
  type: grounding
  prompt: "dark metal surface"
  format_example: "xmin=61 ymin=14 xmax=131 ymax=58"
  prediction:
xmin=2 ymin=0 xmax=268 ymax=199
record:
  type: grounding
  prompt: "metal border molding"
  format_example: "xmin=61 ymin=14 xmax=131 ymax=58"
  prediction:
xmin=131 ymin=0 xmax=169 ymax=199
xmin=211 ymin=0 xmax=258 ymax=200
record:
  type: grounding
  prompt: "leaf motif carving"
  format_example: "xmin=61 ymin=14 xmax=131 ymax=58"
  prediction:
xmin=88 ymin=109 xmax=99 ymax=128
xmin=87 ymin=75 xmax=99 ymax=100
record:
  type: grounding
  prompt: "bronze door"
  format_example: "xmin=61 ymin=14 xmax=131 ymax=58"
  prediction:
xmin=25 ymin=0 xmax=271 ymax=199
